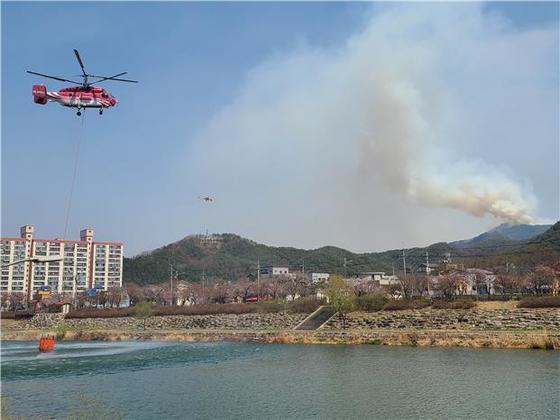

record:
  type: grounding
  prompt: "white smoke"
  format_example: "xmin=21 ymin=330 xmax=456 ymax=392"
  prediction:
xmin=183 ymin=3 xmax=554 ymax=249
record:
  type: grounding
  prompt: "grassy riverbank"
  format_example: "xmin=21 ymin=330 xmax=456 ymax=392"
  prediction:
xmin=3 ymin=302 xmax=559 ymax=350
xmin=2 ymin=325 xmax=558 ymax=350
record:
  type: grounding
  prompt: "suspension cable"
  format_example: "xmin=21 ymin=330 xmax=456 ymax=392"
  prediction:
xmin=63 ymin=112 xmax=85 ymax=239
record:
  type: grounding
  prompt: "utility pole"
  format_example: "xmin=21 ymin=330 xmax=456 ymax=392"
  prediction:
xmin=401 ymin=250 xmax=408 ymax=299
xmin=257 ymin=258 xmax=260 ymax=303
xmin=202 ymin=268 xmax=206 ymax=304
xmin=169 ymin=262 xmax=174 ymax=306
xmin=426 ymin=251 xmax=431 ymax=297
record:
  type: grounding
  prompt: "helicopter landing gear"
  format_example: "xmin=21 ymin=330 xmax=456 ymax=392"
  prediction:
xmin=99 ymin=108 xmax=103 ymax=115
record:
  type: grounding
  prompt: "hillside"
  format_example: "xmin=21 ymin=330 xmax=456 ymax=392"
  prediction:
xmin=525 ymin=221 xmax=560 ymax=252
xmin=124 ymin=223 xmax=560 ymax=285
xmin=123 ymin=234 xmax=454 ymax=285
xmin=449 ymin=223 xmax=551 ymax=249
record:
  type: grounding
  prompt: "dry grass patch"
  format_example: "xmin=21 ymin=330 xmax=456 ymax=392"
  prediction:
xmin=476 ymin=301 xmax=517 ymax=310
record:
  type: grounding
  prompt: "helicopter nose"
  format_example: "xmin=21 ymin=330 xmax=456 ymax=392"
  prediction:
xmin=111 ymin=97 xmax=117 ymax=106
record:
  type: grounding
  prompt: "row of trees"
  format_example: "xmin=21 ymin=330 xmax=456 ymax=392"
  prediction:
xmin=0 ymin=274 xmax=321 ymax=311
xmin=127 ymin=274 xmax=319 ymax=306
xmin=391 ymin=266 xmax=559 ymax=299
xmin=1 ymin=265 xmax=557 ymax=312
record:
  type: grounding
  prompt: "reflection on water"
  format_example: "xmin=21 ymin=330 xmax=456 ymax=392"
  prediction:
xmin=2 ymin=341 xmax=559 ymax=419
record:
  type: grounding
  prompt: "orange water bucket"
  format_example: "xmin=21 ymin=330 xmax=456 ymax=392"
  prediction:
xmin=39 ymin=337 xmax=55 ymax=352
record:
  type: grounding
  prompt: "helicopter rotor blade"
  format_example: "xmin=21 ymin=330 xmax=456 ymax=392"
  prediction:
xmin=94 ymin=75 xmax=138 ymax=84
xmin=89 ymin=72 xmax=127 ymax=82
xmin=26 ymin=71 xmax=82 ymax=85
xmin=73 ymin=49 xmax=86 ymax=75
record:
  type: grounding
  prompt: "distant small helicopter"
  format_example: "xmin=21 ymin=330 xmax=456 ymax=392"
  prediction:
xmin=27 ymin=49 xmax=137 ymax=116
xmin=198 ymin=196 xmax=214 ymax=202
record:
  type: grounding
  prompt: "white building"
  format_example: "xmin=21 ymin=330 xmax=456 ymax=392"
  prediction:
xmin=309 ymin=272 xmax=330 ymax=283
xmin=379 ymin=275 xmax=400 ymax=287
xmin=1 ymin=225 xmax=123 ymax=298
xmin=259 ymin=266 xmax=290 ymax=277
xmin=358 ymin=272 xmax=386 ymax=281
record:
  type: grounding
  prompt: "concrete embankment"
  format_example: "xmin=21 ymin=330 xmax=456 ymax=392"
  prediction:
xmin=326 ymin=308 xmax=560 ymax=330
xmin=2 ymin=307 xmax=559 ymax=350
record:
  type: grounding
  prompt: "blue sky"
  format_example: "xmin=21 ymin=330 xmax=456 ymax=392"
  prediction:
xmin=2 ymin=2 xmax=559 ymax=255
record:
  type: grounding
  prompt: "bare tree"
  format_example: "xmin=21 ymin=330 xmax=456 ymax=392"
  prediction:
xmin=526 ymin=266 xmax=556 ymax=295
xmin=209 ymin=280 xmax=231 ymax=304
xmin=433 ymin=273 xmax=460 ymax=299
xmin=494 ymin=273 xmax=526 ymax=295
xmin=124 ymin=283 xmax=146 ymax=306
xmin=398 ymin=274 xmax=428 ymax=299
xmin=106 ymin=287 xmax=124 ymax=308
xmin=2 ymin=292 xmax=26 ymax=311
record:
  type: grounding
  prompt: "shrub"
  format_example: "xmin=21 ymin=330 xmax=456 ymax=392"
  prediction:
xmin=65 ymin=299 xmax=322 ymax=319
xmin=132 ymin=301 xmax=154 ymax=329
xmin=405 ymin=332 xmax=419 ymax=347
xmin=0 ymin=310 xmax=33 ymax=320
xmin=517 ymin=296 xmax=560 ymax=308
xmin=382 ymin=299 xmax=430 ymax=311
xmin=55 ymin=323 xmax=68 ymax=340
xmin=431 ymin=300 xmax=476 ymax=310
xmin=354 ymin=294 xmax=388 ymax=312
xmin=529 ymin=335 xmax=556 ymax=350
xmin=0 ymin=311 xmax=16 ymax=319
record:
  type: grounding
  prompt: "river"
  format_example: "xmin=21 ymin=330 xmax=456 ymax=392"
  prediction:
xmin=2 ymin=340 xmax=559 ymax=419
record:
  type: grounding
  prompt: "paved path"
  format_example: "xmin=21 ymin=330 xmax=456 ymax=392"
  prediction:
xmin=294 ymin=305 xmax=337 ymax=330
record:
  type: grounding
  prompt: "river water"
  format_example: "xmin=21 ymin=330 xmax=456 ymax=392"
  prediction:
xmin=2 ymin=340 xmax=559 ymax=419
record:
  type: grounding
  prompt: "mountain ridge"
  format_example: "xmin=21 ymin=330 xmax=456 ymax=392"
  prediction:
xmin=449 ymin=223 xmax=551 ymax=249
xmin=123 ymin=222 xmax=559 ymax=285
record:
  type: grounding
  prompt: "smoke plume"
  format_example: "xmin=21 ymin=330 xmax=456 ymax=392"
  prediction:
xmin=184 ymin=3 xmax=555 ymax=249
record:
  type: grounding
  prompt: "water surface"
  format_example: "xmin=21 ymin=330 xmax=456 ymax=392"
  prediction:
xmin=2 ymin=340 xmax=559 ymax=419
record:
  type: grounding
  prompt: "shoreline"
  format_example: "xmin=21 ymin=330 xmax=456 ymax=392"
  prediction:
xmin=2 ymin=327 xmax=559 ymax=350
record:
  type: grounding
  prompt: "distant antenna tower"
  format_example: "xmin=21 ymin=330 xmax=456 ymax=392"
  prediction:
xmin=343 ymin=257 xmax=352 ymax=277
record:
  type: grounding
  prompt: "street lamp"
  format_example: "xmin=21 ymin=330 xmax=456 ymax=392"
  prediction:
xmin=1 ymin=255 xmax=63 ymax=268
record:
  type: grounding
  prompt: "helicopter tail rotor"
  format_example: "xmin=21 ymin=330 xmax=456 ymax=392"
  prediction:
xmin=32 ymin=85 xmax=48 ymax=105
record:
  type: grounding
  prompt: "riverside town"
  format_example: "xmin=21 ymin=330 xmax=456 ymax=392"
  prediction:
xmin=2 ymin=2 xmax=559 ymax=419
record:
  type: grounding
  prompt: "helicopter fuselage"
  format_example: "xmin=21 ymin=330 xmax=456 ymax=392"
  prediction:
xmin=33 ymin=85 xmax=117 ymax=109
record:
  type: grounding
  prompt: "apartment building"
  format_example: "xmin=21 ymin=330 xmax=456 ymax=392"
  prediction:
xmin=1 ymin=225 xmax=123 ymax=298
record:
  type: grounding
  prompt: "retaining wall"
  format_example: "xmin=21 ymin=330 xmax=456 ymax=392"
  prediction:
xmin=325 ymin=308 xmax=560 ymax=330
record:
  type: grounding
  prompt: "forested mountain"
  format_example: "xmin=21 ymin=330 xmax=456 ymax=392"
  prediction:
xmin=124 ymin=222 xmax=560 ymax=285
xmin=449 ymin=223 xmax=551 ymax=249
xmin=525 ymin=222 xmax=560 ymax=251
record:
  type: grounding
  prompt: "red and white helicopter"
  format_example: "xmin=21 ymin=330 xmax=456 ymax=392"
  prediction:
xmin=27 ymin=49 xmax=137 ymax=116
